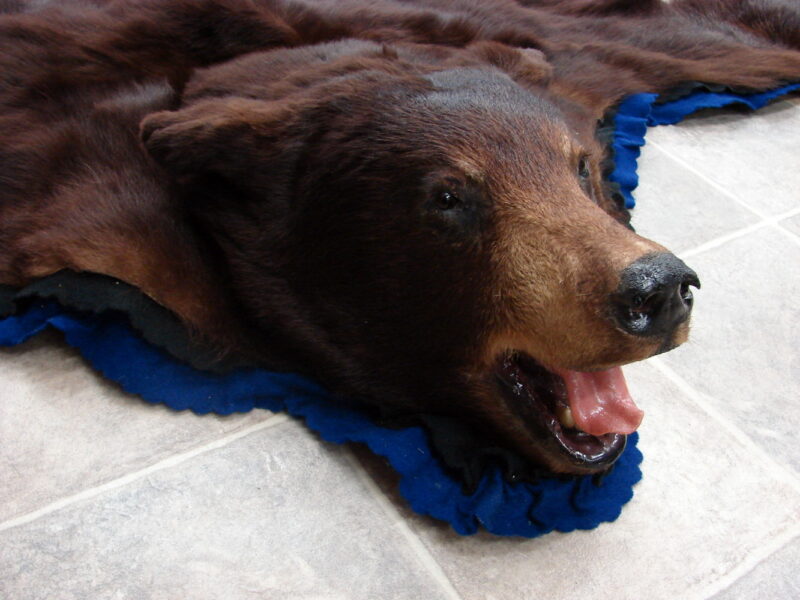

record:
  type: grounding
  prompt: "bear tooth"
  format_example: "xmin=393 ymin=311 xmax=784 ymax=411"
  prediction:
xmin=557 ymin=405 xmax=576 ymax=429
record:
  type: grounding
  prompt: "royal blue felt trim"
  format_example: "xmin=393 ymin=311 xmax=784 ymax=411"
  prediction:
xmin=609 ymin=83 xmax=800 ymax=209
xmin=1 ymin=83 xmax=796 ymax=537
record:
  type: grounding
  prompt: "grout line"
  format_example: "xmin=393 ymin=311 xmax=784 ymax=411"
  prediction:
xmin=0 ymin=413 xmax=290 ymax=533
xmin=775 ymin=221 xmax=800 ymax=248
xmin=690 ymin=522 xmax=800 ymax=600
xmin=343 ymin=449 xmax=465 ymax=600
xmin=649 ymin=357 xmax=800 ymax=495
xmin=647 ymin=138 xmax=769 ymax=221
xmin=771 ymin=206 xmax=800 ymax=221
xmin=677 ymin=205 xmax=800 ymax=259
xmin=677 ymin=220 xmax=770 ymax=260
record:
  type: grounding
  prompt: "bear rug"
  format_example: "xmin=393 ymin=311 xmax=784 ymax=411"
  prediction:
xmin=1 ymin=0 xmax=799 ymax=537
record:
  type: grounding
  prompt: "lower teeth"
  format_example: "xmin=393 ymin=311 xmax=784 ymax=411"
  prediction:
xmin=556 ymin=405 xmax=576 ymax=429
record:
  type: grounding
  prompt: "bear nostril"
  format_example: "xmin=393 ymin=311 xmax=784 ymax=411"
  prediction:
xmin=680 ymin=282 xmax=694 ymax=309
xmin=612 ymin=253 xmax=700 ymax=338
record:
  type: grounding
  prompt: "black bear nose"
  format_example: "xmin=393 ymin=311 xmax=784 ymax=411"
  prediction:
xmin=612 ymin=253 xmax=700 ymax=338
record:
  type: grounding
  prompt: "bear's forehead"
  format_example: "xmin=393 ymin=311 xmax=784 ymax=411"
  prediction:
xmin=417 ymin=68 xmax=563 ymax=126
xmin=414 ymin=70 xmax=573 ymax=149
xmin=355 ymin=68 xmax=576 ymax=180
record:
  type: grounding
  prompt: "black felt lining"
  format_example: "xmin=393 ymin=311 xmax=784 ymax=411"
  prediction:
xmin=595 ymin=110 xmax=631 ymax=225
xmin=653 ymin=80 xmax=797 ymax=105
xmin=0 ymin=270 xmax=250 ymax=374
xmin=384 ymin=413 xmax=581 ymax=492
xmin=0 ymin=284 xmax=15 ymax=317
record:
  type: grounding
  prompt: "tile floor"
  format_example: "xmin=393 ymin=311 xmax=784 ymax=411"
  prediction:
xmin=2 ymin=97 xmax=799 ymax=600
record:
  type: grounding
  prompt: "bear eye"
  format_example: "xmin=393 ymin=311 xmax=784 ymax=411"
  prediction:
xmin=577 ymin=156 xmax=590 ymax=180
xmin=436 ymin=190 xmax=462 ymax=210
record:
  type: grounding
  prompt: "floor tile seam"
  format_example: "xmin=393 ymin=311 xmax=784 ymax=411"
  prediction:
xmin=646 ymin=138 xmax=770 ymax=221
xmin=687 ymin=521 xmax=800 ymax=600
xmin=342 ymin=449 xmax=465 ymax=600
xmin=648 ymin=357 xmax=800 ymax=496
xmin=774 ymin=221 xmax=800 ymax=248
xmin=677 ymin=220 xmax=769 ymax=260
xmin=676 ymin=205 xmax=800 ymax=260
xmin=0 ymin=413 xmax=291 ymax=534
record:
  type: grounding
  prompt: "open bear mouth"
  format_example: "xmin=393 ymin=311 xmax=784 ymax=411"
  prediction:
xmin=494 ymin=351 xmax=644 ymax=473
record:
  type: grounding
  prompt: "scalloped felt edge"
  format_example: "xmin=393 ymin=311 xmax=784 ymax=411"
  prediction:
xmin=609 ymin=83 xmax=800 ymax=209
xmin=1 ymin=82 xmax=796 ymax=538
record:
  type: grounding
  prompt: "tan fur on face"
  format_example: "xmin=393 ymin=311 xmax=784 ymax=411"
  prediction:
xmin=479 ymin=124 xmax=675 ymax=371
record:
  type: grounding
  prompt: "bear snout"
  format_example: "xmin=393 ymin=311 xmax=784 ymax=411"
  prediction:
xmin=611 ymin=252 xmax=700 ymax=340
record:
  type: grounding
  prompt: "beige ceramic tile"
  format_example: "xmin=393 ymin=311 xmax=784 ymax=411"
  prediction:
xmin=630 ymin=143 xmax=758 ymax=254
xmin=710 ymin=534 xmax=800 ymax=600
xmin=0 ymin=332 xmax=275 ymax=523
xmin=645 ymin=100 xmax=800 ymax=216
xmin=0 ymin=420 xmax=458 ymax=600
xmin=659 ymin=226 xmax=800 ymax=475
xmin=364 ymin=361 xmax=800 ymax=600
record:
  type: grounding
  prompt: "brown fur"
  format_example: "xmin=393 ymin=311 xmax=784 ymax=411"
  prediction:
xmin=1 ymin=0 xmax=799 ymax=472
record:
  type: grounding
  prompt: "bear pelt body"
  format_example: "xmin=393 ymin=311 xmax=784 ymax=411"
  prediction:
xmin=0 ymin=0 xmax=798 ymax=474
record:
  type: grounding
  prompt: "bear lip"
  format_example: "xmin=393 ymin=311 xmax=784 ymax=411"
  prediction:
xmin=494 ymin=351 xmax=628 ymax=472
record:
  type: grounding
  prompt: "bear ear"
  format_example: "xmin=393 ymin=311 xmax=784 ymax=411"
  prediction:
xmin=140 ymin=97 xmax=302 ymax=177
xmin=466 ymin=41 xmax=553 ymax=86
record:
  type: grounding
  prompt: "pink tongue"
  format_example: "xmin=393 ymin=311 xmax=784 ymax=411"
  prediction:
xmin=554 ymin=367 xmax=643 ymax=436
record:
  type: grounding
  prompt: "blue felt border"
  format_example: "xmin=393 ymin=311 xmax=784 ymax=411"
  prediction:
xmin=1 ymin=82 xmax=796 ymax=537
xmin=609 ymin=83 xmax=800 ymax=209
